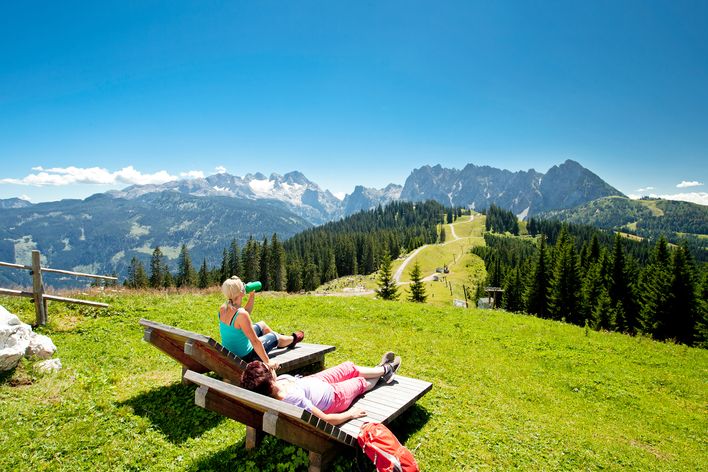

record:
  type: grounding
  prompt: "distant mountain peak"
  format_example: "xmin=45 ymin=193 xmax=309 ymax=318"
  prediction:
xmin=0 ymin=197 xmax=33 ymax=209
xmin=400 ymin=160 xmax=622 ymax=216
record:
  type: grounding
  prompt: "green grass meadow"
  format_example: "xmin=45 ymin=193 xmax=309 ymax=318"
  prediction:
xmin=1 ymin=291 xmax=706 ymax=471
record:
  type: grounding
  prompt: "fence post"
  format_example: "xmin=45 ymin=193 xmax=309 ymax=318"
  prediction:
xmin=31 ymin=250 xmax=47 ymax=326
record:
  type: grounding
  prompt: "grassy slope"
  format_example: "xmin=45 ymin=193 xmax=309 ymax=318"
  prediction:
xmin=1 ymin=292 xmax=706 ymax=471
xmin=392 ymin=213 xmax=486 ymax=305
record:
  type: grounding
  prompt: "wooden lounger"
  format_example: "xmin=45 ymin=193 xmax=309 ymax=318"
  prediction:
xmin=139 ymin=318 xmax=336 ymax=384
xmin=184 ymin=369 xmax=432 ymax=472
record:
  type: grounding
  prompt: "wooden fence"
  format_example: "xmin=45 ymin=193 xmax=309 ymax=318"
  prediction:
xmin=0 ymin=250 xmax=117 ymax=326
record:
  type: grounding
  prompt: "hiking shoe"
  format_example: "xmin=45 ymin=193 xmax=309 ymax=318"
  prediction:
xmin=381 ymin=356 xmax=401 ymax=384
xmin=289 ymin=331 xmax=305 ymax=349
xmin=377 ymin=351 xmax=395 ymax=367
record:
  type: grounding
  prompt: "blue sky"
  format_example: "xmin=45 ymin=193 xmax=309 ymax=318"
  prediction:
xmin=1 ymin=1 xmax=706 ymax=204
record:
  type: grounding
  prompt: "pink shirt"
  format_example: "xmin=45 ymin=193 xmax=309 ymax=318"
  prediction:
xmin=278 ymin=374 xmax=334 ymax=412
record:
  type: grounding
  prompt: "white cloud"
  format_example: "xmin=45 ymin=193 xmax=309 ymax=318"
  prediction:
xmin=179 ymin=170 xmax=205 ymax=180
xmin=676 ymin=180 xmax=703 ymax=188
xmin=630 ymin=192 xmax=708 ymax=206
xmin=636 ymin=186 xmax=654 ymax=192
xmin=215 ymin=166 xmax=227 ymax=174
xmin=659 ymin=192 xmax=708 ymax=205
xmin=19 ymin=194 xmax=31 ymax=201
xmin=0 ymin=166 xmax=179 ymax=187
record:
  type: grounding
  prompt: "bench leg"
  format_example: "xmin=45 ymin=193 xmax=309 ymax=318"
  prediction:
xmin=181 ymin=366 xmax=191 ymax=385
xmin=308 ymin=451 xmax=324 ymax=472
xmin=245 ymin=426 xmax=264 ymax=449
xmin=308 ymin=446 xmax=340 ymax=472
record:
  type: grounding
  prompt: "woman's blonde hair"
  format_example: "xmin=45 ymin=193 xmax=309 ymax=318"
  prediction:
xmin=222 ymin=276 xmax=245 ymax=302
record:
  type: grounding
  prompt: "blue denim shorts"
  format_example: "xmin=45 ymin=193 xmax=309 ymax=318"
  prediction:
xmin=241 ymin=323 xmax=279 ymax=363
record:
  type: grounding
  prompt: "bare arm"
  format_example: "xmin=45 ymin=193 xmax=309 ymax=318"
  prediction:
xmin=244 ymin=291 xmax=255 ymax=315
xmin=235 ymin=309 xmax=279 ymax=369
xmin=309 ymin=405 xmax=366 ymax=426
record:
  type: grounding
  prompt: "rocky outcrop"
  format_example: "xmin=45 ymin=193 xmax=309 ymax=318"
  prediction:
xmin=0 ymin=305 xmax=59 ymax=372
xmin=0 ymin=306 xmax=32 ymax=371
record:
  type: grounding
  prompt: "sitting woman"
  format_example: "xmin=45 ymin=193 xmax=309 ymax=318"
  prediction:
xmin=240 ymin=354 xmax=402 ymax=425
xmin=219 ymin=276 xmax=304 ymax=369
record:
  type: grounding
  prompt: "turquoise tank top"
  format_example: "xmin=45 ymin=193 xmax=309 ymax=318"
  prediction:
xmin=218 ymin=309 xmax=253 ymax=357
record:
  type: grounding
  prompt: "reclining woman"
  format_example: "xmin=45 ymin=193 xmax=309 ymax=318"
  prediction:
xmin=240 ymin=353 xmax=402 ymax=425
xmin=219 ymin=276 xmax=304 ymax=370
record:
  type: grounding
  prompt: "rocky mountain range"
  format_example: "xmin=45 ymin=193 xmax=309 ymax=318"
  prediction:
xmin=0 ymin=159 xmax=624 ymax=285
xmin=108 ymin=171 xmax=343 ymax=226
xmin=400 ymin=159 xmax=623 ymax=218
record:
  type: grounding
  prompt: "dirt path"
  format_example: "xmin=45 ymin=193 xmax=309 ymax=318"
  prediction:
xmin=393 ymin=245 xmax=427 ymax=283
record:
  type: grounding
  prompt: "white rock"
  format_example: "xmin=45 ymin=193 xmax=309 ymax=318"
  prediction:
xmin=0 ymin=305 xmax=21 ymax=325
xmin=36 ymin=358 xmax=62 ymax=373
xmin=26 ymin=333 xmax=57 ymax=359
xmin=0 ymin=306 xmax=33 ymax=371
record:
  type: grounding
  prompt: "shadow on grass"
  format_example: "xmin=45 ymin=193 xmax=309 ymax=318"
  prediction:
xmin=0 ymin=367 xmax=16 ymax=386
xmin=188 ymin=403 xmax=432 ymax=471
xmin=387 ymin=403 xmax=432 ymax=444
xmin=0 ymin=364 xmax=33 ymax=387
xmin=120 ymin=382 xmax=224 ymax=444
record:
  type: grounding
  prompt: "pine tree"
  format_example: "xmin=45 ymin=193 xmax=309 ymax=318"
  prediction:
xmin=219 ymin=248 xmax=230 ymax=283
xmin=286 ymin=257 xmax=303 ymax=293
xmin=149 ymin=246 xmax=165 ymax=289
xmin=270 ymin=234 xmax=287 ymax=291
xmin=241 ymin=237 xmax=260 ymax=283
xmin=587 ymin=234 xmax=601 ymax=265
xmin=229 ymin=239 xmax=241 ymax=279
xmin=639 ymin=236 xmax=673 ymax=337
xmin=593 ymin=289 xmax=615 ymax=330
xmin=608 ymin=234 xmax=638 ymax=333
xmin=548 ymin=234 xmax=581 ymax=323
xmin=197 ymin=259 xmax=209 ymax=289
xmin=259 ymin=237 xmax=270 ymax=291
xmin=695 ymin=271 xmax=708 ymax=348
xmin=323 ymin=249 xmax=338 ymax=282
xmin=375 ymin=251 xmax=399 ymax=301
xmin=127 ymin=257 xmax=148 ymax=289
xmin=502 ymin=267 xmax=523 ymax=312
xmin=440 ymin=227 xmax=446 ymax=243
xmin=176 ymin=244 xmax=196 ymax=288
xmin=525 ymin=236 xmax=549 ymax=317
xmin=163 ymin=270 xmax=175 ymax=289
xmin=581 ymin=261 xmax=605 ymax=323
xmin=303 ymin=261 xmax=320 ymax=291
xmin=363 ymin=240 xmax=375 ymax=274
xmin=666 ymin=245 xmax=699 ymax=344
xmin=407 ymin=261 xmax=427 ymax=303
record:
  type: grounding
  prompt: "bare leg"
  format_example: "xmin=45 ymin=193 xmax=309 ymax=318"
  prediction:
xmin=354 ymin=365 xmax=386 ymax=379
xmin=363 ymin=378 xmax=378 ymax=392
xmin=257 ymin=321 xmax=294 ymax=347
xmin=276 ymin=334 xmax=295 ymax=347
xmin=256 ymin=321 xmax=272 ymax=334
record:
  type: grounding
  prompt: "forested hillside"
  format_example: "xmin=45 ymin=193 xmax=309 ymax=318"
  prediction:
xmin=539 ymin=196 xmax=708 ymax=261
xmin=473 ymin=217 xmax=707 ymax=347
xmin=124 ymin=201 xmax=450 ymax=293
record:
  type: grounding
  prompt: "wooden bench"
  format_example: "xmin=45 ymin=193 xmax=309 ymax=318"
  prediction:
xmin=139 ymin=318 xmax=336 ymax=384
xmin=184 ymin=369 xmax=432 ymax=471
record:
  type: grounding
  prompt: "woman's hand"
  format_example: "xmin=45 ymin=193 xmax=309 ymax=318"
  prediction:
xmin=267 ymin=359 xmax=280 ymax=371
xmin=349 ymin=408 xmax=366 ymax=420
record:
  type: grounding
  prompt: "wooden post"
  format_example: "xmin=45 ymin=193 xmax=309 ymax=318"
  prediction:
xmin=31 ymin=250 xmax=47 ymax=326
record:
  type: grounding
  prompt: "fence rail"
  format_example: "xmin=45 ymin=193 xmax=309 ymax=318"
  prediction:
xmin=0 ymin=250 xmax=116 ymax=326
